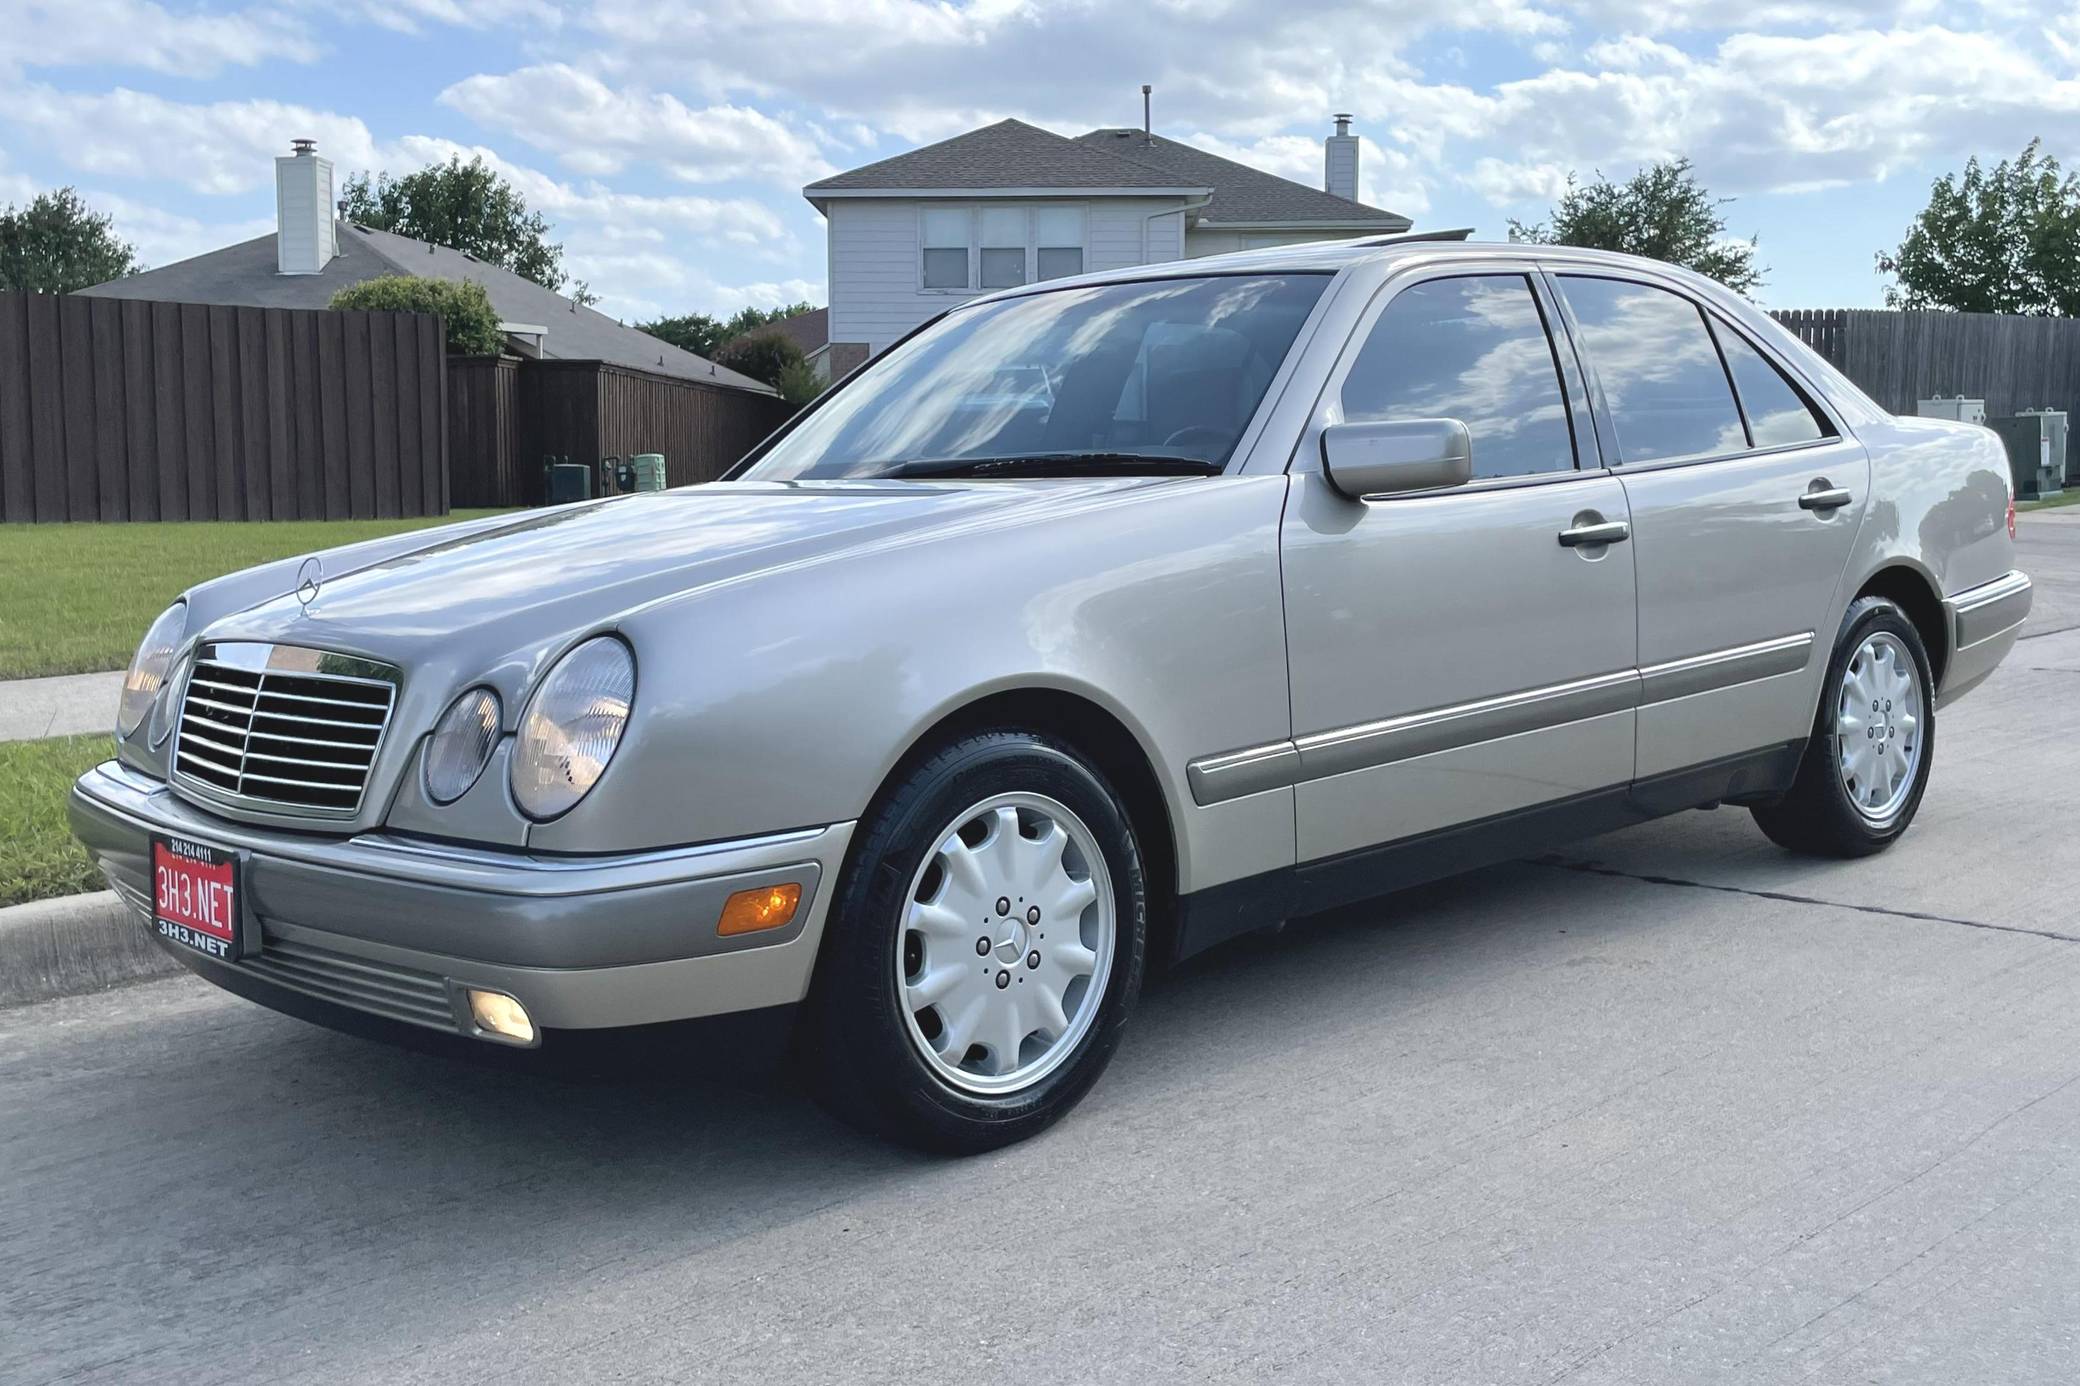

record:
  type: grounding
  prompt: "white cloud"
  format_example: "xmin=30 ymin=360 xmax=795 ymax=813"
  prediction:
xmin=437 ymin=64 xmax=835 ymax=188
xmin=0 ymin=84 xmax=379 ymax=195
xmin=330 ymin=0 xmax=561 ymax=34
xmin=0 ymin=0 xmax=316 ymax=76
xmin=1383 ymin=25 xmax=2080 ymax=197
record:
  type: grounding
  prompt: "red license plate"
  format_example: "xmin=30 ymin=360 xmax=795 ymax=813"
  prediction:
xmin=151 ymin=834 xmax=242 ymax=962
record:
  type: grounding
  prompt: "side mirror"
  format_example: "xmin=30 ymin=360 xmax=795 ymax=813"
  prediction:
xmin=1319 ymin=419 xmax=1473 ymax=500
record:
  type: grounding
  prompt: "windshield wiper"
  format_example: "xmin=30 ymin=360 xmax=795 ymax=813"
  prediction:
xmin=878 ymin=452 xmax=1223 ymax=480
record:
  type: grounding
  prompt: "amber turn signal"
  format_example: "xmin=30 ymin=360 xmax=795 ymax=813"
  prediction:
xmin=718 ymin=882 xmax=802 ymax=936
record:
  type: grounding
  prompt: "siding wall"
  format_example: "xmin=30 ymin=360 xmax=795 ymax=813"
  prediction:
xmin=1184 ymin=228 xmax=1339 ymax=257
xmin=826 ymin=196 xmax=1191 ymax=356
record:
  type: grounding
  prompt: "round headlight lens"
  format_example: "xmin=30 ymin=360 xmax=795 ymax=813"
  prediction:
xmin=511 ymin=638 xmax=635 ymax=820
xmin=425 ymin=687 xmax=502 ymax=805
xmin=118 ymin=602 xmax=187 ymax=738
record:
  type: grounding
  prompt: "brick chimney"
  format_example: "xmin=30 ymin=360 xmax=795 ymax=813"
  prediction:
xmin=276 ymin=139 xmax=338 ymax=276
xmin=1324 ymin=114 xmax=1359 ymax=203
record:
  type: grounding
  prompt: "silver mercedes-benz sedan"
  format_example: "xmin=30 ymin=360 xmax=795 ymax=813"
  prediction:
xmin=72 ymin=238 xmax=2031 ymax=1150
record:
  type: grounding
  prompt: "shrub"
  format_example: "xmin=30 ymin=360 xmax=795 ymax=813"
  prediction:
xmin=328 ymin=275 xmax=504 ymax=356
xmin=712 ymin=329 xmax=806 ymax=392
xmin=775 ymin=357 xmax=825 ymax=407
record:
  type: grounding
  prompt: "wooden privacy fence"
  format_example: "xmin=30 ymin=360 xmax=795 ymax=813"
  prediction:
xmin=1771 ymin=308 xmax=2080 ymax=426
xmin=0 ymin=292 xmax=447 ymax=524
xmin=447 ymin=355 xmax=795 ymax=507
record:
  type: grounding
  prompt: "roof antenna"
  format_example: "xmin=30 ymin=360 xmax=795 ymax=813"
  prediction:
xmin=1141 ymin=84 xmax=1152 ymax=144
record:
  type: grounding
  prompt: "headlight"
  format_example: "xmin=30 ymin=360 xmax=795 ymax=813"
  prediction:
xmin=511 ymin=637 xmax=635 ymax=820
xmin=118 ymin=602 xmax=186 ymax=738
xmin=425 ymin=687 xmax=502 ymax=804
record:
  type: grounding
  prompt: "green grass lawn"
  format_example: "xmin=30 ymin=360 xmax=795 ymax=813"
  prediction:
xmin=2019 ymin=490 xmax=2080 ymax=512
xmin=0 ymin=733 xmax=111 ymax=907
xmin=0 ymin=510 xmax=511 ymax=680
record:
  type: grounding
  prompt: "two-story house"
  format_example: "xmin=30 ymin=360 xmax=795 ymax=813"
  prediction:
xmin=804 ymin=115 xmax=1411 ymax=375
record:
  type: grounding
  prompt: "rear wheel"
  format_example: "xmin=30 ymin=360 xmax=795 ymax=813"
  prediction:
xmin=1752 ymin=596 xmax=1934 ymax=857
xmin=804 ymin=731 xmax=1146 ymax=1153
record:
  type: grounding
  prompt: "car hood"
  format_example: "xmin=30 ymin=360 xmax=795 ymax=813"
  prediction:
xmin=199 ymin=478 xmax=1177 ymax=670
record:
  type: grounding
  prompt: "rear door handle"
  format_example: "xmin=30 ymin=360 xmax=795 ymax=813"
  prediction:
xmin=1558 ymin=520 xmax=1630 ymax=547
xmin=1799 ymin=484 xmax=1853 ymax=512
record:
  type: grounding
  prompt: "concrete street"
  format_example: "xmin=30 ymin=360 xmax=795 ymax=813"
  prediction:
xmin=3 ymin=514 xmax=2077 ymax=1385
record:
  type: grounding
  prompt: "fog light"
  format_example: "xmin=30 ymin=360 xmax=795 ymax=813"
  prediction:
xmin=717 ymin=882 xmax=802 ymax=937
xmin=467 ymin=988 xmax=535 ymax=1045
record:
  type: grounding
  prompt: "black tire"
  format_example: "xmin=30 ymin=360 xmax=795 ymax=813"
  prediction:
xmin=802 ymin=730 xmax=1147 ymax=1153
xmin=1751 ymin=596 xmax=1935 ymax=858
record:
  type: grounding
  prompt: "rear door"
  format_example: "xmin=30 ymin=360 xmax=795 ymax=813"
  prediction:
xmin=1280 ymin=263 xmax=1638 ymax=862
xmin=1549 ymin=271 xmax=1867 ymax=781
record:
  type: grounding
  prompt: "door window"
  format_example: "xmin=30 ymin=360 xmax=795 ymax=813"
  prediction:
xmin=1339 ymin=275 xmax=1576 ymax=479
xmin=1714 ymin=323 xmax=1830 ymax=448
xmin=1559 ymin=276 xmax=1746 ymax=463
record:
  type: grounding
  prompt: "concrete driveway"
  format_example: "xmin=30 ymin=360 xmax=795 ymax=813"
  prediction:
xmin=4 ymin=516 xmax=2077 ymax=1386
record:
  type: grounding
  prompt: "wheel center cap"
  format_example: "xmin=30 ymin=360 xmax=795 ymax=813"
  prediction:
xmin=993 ymin=919 xmax=1028 ymax=964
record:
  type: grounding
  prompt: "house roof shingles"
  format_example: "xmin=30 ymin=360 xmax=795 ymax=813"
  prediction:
xmin=77 ymin=224 xmax=774 ymax=394
xmin=804 ymin=118 xmax=1208 ymax=195
xmin=804 ymin=116 xmax=1410 ymax=231
xmin=1074 ymin=129 xmax=1408 ymax=230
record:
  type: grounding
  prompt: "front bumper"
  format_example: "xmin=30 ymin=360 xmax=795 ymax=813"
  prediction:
xmin=69 ymin=761 xmax=854 ymax=1038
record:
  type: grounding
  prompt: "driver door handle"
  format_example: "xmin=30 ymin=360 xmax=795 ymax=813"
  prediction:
xmin=1558 ymin=519 xmax=1630 ymax=547
xmin=1799 ymin=484 xmax=1854 ymax=512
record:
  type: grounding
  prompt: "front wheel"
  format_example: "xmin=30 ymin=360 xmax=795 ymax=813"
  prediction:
xmin=1751 ymin=596 xmax=1935 ymax=857
xmin=803 ymin=731 xmax=1146 ymax=1153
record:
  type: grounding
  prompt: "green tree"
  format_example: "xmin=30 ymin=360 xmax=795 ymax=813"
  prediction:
xmin=342 ymin=156 xmax=575 ymax=296
xmin=0 ymin=188 xmax=141 ymax=294
xmin=1876 ymin=140 xmax=2080 ymax=316
xmin=636 ymin=301 xmax=817 ymax=359
xmin=712 ymin=328 xmax=806 ymax=391
xmin=1509 ymin=159 xmax=1762 ymax=294
xmin=328 ymin=275 xmax=505 ymax=355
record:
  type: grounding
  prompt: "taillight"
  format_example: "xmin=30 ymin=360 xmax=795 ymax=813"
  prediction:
xmin=2008 ymin=496 xmax=2017 ymax=540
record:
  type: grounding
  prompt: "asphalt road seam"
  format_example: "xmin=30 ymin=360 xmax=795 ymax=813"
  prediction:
xmin=1534 ymin=855 xmax=2080 ymax=946
xmin=2017 ymin=622 xmax=2080 ymax=641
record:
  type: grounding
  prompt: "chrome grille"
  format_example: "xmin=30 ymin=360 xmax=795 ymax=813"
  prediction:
xmin=173 ymin=644 xmax=398 ymax=817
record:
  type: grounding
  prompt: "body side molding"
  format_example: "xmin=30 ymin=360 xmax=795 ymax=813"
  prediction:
xmin=1188 ymin=633 xmax=1815 ymax=806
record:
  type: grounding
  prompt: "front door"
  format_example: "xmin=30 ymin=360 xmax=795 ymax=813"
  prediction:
xmin=1550 ymin=272 xmax=1867 ymax=780
xmin=1281 ymin=266 xmax=1639 ymax=863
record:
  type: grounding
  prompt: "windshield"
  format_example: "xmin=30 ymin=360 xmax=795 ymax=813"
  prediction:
xmin=740 ymin=273 xmax=1332 ymax=481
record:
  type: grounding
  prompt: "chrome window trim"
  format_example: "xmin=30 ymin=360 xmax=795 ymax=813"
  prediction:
xmin=1289 ymin=258 xmax=1593 ymax=485
xmin=1538 ymin=265 xmax=1855 ymax=468
xmin=1187 ymin=632 xmax=1816 ymax=805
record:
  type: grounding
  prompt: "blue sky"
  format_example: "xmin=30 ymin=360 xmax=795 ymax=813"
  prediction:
xmin=1 ymin=0 xmax=2075 ymax=322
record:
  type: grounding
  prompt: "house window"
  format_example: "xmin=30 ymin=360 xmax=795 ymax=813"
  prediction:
xmin=921 ymin=208 xmax=971 ymax=290
xmin=979 ymin=207 xmax=1028 ymax=290
xmin=919 ymin=205 xmax=1087 ymax=291
xmin=1035 ymin=208 xmax=1085 ymax=280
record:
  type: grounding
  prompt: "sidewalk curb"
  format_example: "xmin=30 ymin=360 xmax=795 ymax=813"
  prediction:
xmin=0 ymin=891 xmax=183 ymax=1008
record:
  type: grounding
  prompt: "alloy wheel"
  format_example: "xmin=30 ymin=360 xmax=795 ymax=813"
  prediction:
xmin=895 ymin=792 xmax=1115 ymax=1096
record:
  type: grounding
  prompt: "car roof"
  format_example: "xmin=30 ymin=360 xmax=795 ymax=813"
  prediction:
xmin=964 ymin=234 xmax=1723 ymax=302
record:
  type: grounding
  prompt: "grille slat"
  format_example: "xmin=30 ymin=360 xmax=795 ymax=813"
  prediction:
xmin=245 ymin=934 xmax=453 ymax=1029
xmin=173 ymin=650 xmax=396 ymax=816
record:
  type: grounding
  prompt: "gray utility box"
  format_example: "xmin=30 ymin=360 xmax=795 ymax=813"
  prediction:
xmin=1985 ymin=410 xmax=2067 ymax=500
xmin=1917 ymin=396 xmax=1986 ymax=425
